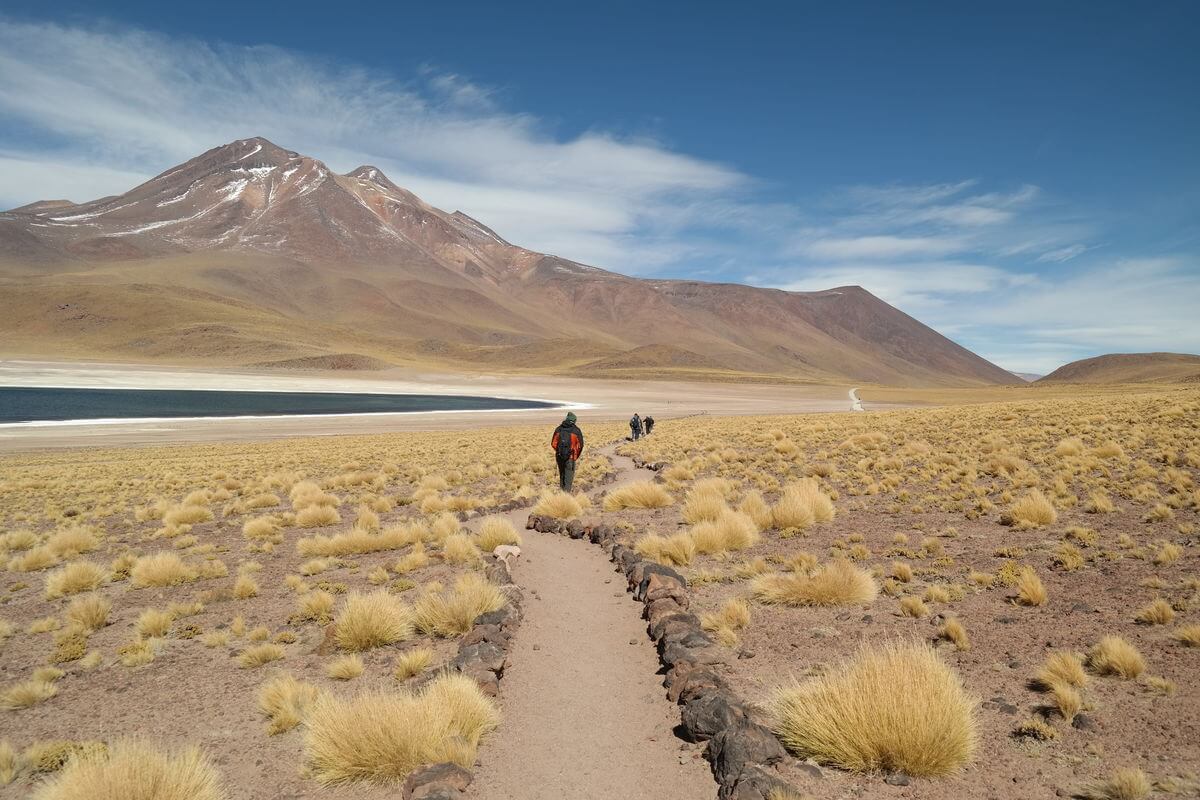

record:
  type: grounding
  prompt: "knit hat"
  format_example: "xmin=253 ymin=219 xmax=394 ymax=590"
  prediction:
xmin=564 ymin=411 xmax=577 ymax=423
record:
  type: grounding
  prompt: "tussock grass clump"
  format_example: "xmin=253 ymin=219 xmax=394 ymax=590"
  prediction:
xmin=900 ymin=596 xmax=929 ymax=618
xmin=0 ymin=740 xmax=16 ymax=785
xmin=137 ymin=608 xmax=173 ymax=638
xmin=242 ymin=517 xmax=280 ymax=540
xmin=233 ymin=575 xmax=259 ymax=599
xmin=1086 ymin=491 xmax=1116 ymax=513
xmin=441 ymin=534 xmax=479 ymax=564
xmin=415 ymin=573 xmax=506 ymax=637
xmin=304 ymin=673 xmax=499 ymax=785
xmin=1005 ymin=489 xmax=1057 ymax=528
xmin=298 ymin=525 xmax=422 ymax=557
xmin=531 ymin=491 xmax=582 ymax=520
xmin=29 ymin=739 xmax=226 ymax=800
xmin=1037 ymin=651 xmax=1088 ymax=689
xmin=634 ymin=533 xmax=696 ymax=567
xmin=1088 ymin=636 xmax=1145 ymax=679
xmin=475 ymin=517 xmax=521 ymax=552
xmin=327 ymin=655 xmax=365 ymax=680
xmin=701 ymin=597 xmax=752 ymax=645
xmin=1 ymin=678 xmax=58 ymax=710
xmin=1174 ymin=624 xmax=1200 ymax=647
xmin=772 ymin=479 xmax=835 ymax=529
xmin=690 ymin=510 xmax=760 ymax=554
xmin=682 ymin=489 xmax=728 ymax=524
xmin=1081 ymin=767 xmax=1152 ymax=800
xmin=294 ymin=591 xmax=336 ymax=625
xmin=259 ymin=673 xmax=319 ymax=735
xmin=238 ymin=643 xmax=285 ymax=669
xmin=46 ymin=526 xmax=100 ymax=558
xmin=44 ymin=562 xmax=107 ymax=598
xmin=602 ymin=481 xmax=673 ymax=511
xmin=130 ymin=553 xmax=198 ymax=588
xmin=770 ymin=642 xmax=977 ymax=777
xmin=1134 ymin=598 xmax=1175 ymax=625
xmin=297 ymin=505 xmax=341 ymax=528
xmin=1015 ymin=567 xmax=1048 ymax=607
xmin=65 ymin=594 xmax=111 ymax=632
xmin=938 ymin=618 xmax=969 ymax=650
xmin=394 ymin=647 xmax=434 ymax=681
xmin=9 ymin=546 xmax=58 ymax=572
xmin=335 ymin=591 xmax=415 ymax=651
xmin=752 ymin=560 xmax=877 ymax=607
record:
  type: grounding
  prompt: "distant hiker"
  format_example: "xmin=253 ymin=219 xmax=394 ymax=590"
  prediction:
xmin=644 ymin=415 xmax=655 ymax=436
xmin=551 ymin=412 xmax=585 ymax=491
xmin=630 ymin=413 xmax=643 ymax=440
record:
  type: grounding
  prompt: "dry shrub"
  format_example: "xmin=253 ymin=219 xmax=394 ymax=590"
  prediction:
xmin=1134 ymin=598 xmax=1174 ymax=625
xmin=259 ymin=672 xmax=319 ymax=735
xmin=0 ymin=678 xmax=58 ymax=710
xmin=1081 ymin=767 xmax=1152 ymax=800
xmin=304 ymin=672 xmax=499 ymax=785
xmin=1174 ymin=625 xmax=1200 ymax=647
xmin=9 ymin=546 xmax=58 ymax=572
xmin=1086 ymin=491 xmax=1116 ymax=513
xmin=65 ymin=594 xmax=111 ymax=632
xmin=298 ymin=526 xmax=421 ymax=557
xmin=938 ymin=618 xmax=969 ymax=650
xmin=890 ymin=562 xmax=913 ymax=582
xmin=770 ymin=641 xmax=976 ymax=776
xmin=0 ymin=740 xmax=16 ymax=785
xmin=772 ymin=479 xmax=834 ymax=529
xmin=414 ymin=573 xmax=505 ymax=637
xmin=242 ymin=517 xmax=279 ymax=540
xmin=163 ymin=505 xmax=214 ymax=526
xmin=46 ymin=527 xmax=100 ymax=558
xmin=441 ymin=534 xmax=479 ymax=564
xmin=233 ymin=575 xmax=259 ymax=600
xmin=690 ymin=510 xmax=759 ymax=554
xmin=131 ymin=553 xmax=198 ymax=588
xmin=1037 ymin=651 xmax=1088 ymax=689
xmin=238 ymin=643 xmax=285 ymax=669
xmin=297 ymin=505 xmax=341 ymax=528
xmin=682 ymin=489 xmax=727 ymax=524
xmin=602 ymin=481 xmax=673 ymax=511
xmin=900 ymin=596 xmax=929 ymax=618
xmin=394 ymin=544 xmax=431 ymax=575
xmin=475 ymin=517 xmax=521 ymax=552
xmin=44 ymin=562 xmax=107 ymax=598
xmin=335 ymin=591 xmax=415 ymax=651
xmin=1088 ymin=636 xmax=1145 ymax=679
xmin=245 ymin=493 xmax=281 ymax=509
xmin=1049 ymin=682 xmax=1083 ymax=722
xmin=1152 ymin=542 xmax=1182 ymax=565
xmin=634 ymin=533 xmax=696 ymax=566
xmin=136 ymin=609 xmax=173 ymax=638
xmin=327 ymin=655 xmax=365 ymax=680
xmin=700 ymin=597 xmax=752 ymax=645
xmin=29 ymin=739 xmax=225 ymax=800
xmin=737 ymin=490 xmax=774 ymax=529
xmin=1015 ymin=567 xmax=1048 ymax=607
xmin=752 ymin=560 xmax=877 ymax=607
xmin=1005 ymin=489 xmax=1057 ymax=527
xmin=394 ymin=647 xmax=434 ymax=681
xmin=531 ymin=491 xmax=582 ymax=520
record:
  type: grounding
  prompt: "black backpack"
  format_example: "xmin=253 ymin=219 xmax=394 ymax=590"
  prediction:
xmin=556 ymin=425 xmax=575 ymax=459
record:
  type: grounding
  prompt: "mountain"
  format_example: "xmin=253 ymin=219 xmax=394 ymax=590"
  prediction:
xmin=0 ymin=137 xmax=1021 ymax=386
xmin=1038 ymin=353 xmax=1200 ymax=385
xmin=1009 ymin=371 xmax=1044 ymax=382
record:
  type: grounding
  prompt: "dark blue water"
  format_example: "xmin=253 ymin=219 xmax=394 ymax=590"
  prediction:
xmin=0 ymin=386 xmax=559 ymax=423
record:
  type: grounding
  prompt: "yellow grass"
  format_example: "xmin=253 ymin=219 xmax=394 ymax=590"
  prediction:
xmin=65 ymin=594 xmax=111 ymax=632
xmin=44 ymin=562 xmax=107 ymax=598
xmin=0 ymin=678 xmax=58 ymax=710
xmin=475 ymin=517 xmax=522 ymax=551
xmin=1006 ymin=489 xmax=1057 ymax=527
xmin=770 ymin=641 xmax=977 ymax=776
xmin=900 ymin=596 xmax=929 ymax=618
xmin=602 ymin=480 xmax=673 ymax=511
xmin=327 ymin=655 xmax=365 ymax=680
xmin=335 ymin=591 xmax=415 ymax=651
xmin=130 ymin=552 xmax=198 ymax=588
xmin=258 ymin=672 xmax=319 ymax=735
xmin=1174 ymin=625 xmax=1200 ymax=647
xmin=634 ymin=532 xmax=696 ymax=566
xmin=689 ymin=510 xmax=760 ymax=554
xmin=394 ymin=647 xmax=434 ymax=680
xmin=1082 ymin=767 xmax=1152 ymax=800
xmin=752 ymin=560 xmax=877 ymax=607
xmin=1088 ymin=635 xmax=1145 ymax=679
xmin=530 ymin=490 xmax=582 ymax=519
xmin=441 ymin=534 xmax=479 ymax=564
xmin=303 ymin=672 xmax=499 ymax=785
xmin=414 ymin=573 xmax=506 ymax=637
xmin=238 ymin=643 xmax=285 ymax=669
xmin=1015 ymin=567 xmax=1048 ymax=606
xmin=1037 ymin=651 xmax=1088 ymax=689
xmin=29 ymin=739 xmax=226 ymax=800
xmin=0 ymin=739 xmax=16 ymax=785
xmin=297 ymin=525 xmax=422 ymax=557
xmin=772 ymin=479 xmax=835 ymax=529
xmin=1134 ymin=598 xmax=1175 ymax=625
xmin=939 ymin=618 xmax=969 ymax=650
xmin=136 ymin=608 xmax=173 ymax=638
xmin=46 ymin=526 xmax=100 ymax=557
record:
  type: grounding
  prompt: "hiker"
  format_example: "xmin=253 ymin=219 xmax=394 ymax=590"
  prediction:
xmin=630 ymin=413 xmax=642 ymax=440
xmin=644 ymin=415 xmax=655 ymax=436
xmin=550 ymin=412 xmax=585 ymax=492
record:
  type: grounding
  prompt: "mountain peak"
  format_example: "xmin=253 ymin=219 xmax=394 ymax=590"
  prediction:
xmin=345 ymin=165 xmax=405 ymax=194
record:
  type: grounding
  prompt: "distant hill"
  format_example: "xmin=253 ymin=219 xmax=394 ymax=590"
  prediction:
xmin=1009 ymin=371 xmax=1044 ymax=382
xmin=0 ymin=137 xmax=1022 ymax=386
xmin=1038 ymin=353 xmax=1200 ymax=384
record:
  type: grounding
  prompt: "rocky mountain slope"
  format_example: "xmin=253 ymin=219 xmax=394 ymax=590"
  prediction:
xmin=0 ymin=137 xmax=1020 ymax=385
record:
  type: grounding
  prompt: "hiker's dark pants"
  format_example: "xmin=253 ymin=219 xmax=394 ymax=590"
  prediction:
xmin=631 ymin=427 xmax=641 ymax=440
xmin=557 ymin=457 xmax=576 ymax=492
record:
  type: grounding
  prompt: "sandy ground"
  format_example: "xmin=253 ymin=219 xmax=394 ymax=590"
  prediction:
xmin=466 ymin=448 xmax=714 ymax=799
xmin=0 ymin=360 xmax=854 ymax=451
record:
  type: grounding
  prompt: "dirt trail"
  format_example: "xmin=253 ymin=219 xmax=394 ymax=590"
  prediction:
xmin=466 ymin=441 xmax=714 ymax=800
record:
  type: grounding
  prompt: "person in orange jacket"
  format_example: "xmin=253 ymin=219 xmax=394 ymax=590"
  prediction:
xmin=550 ymin=411 xmax=585 ymax=491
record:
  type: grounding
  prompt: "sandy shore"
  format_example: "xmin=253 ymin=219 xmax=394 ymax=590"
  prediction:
xmin=0 ymin=360 xmax=857 ymax=451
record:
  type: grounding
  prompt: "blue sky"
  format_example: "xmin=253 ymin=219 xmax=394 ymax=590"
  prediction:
xmin=0 ymin=1 xmax=1197 ymax=373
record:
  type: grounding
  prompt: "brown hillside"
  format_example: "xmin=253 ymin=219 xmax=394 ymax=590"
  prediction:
xmin=1038 ymin=352 xmax=1200 ymax=384
xmin=0 ymin=137 xmax=1021 ymax=386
